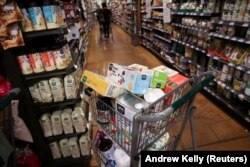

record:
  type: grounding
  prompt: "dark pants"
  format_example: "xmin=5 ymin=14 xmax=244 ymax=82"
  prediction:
xmin=102 ymin=22 xmax=110 ymax=37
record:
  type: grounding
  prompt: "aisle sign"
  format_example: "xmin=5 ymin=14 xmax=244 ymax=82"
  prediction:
xmin=145 ymin=0 xmax=152 ymax=19
xmin=163 ymin=0 xmax=172 ymax=23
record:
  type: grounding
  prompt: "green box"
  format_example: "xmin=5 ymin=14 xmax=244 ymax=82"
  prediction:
xmin=150 ymin=70 xmax=168 ymax=89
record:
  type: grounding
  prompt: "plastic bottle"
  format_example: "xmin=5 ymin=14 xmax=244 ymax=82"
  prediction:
xmin=59 ymin=138 xmax=71 ymax=158
xmin=61 ymin=108 xmax=74 ymax=134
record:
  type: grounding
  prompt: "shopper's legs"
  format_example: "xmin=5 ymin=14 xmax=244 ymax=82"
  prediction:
xmin=103 ymin=23 xmax=108 ymax=38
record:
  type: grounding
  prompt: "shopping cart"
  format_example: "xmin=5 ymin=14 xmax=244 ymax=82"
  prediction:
xmin=90 ymin=71 xmax=215 ymax=167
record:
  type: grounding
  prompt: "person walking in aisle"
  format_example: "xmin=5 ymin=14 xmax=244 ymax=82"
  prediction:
xmin=100 ymin=2 xmax=112 ymax=39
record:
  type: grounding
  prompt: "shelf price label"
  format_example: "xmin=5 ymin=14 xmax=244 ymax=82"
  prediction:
xmin=238 ymin=94 xmax=245 ymax=101
xmin=229 ymin=22 xmax=235 ymax=26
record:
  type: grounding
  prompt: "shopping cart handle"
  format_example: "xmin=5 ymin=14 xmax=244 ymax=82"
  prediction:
xmin=0 ymin=88 xmax=21 ymax=111
xmin=172 ymin=74 xmax=214 ymax=110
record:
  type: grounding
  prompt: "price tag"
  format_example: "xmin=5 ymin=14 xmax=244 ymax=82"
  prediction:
xmin=231 ymin=89 xmax=235 ymax=93
xmin=226 ymin=86 xmax=230 ymax=90
xmin=207 ymin=54 xmax=211 ymax=57
xmin=228 ymin=63 xmax=235 ymax=67
xmin=229 ymin=22 xmax=235 ymax=26
xmin=231 ymin=37 xmax=237 ymax=41
xmin=225 ymin=36 xmax=230 ymax=39
xmin=191 ymin=45 xmax=195 ymax=49
xmin=200 ymin=13 xmax=204 ymax=16
xmin=238 ymin=38 xmax=245 ymax=43
xmin=211 ymin=92 xmax=215 ymax=96
xmin=246 ymin=40 xmax=250 ymax=44
xmin=236 ymin=66 xmax=243 ymax=71
xmin=242 ymin=23 xmax=249 ymax=27
xmin=218 ymin=34 xmax=224 ymax=38
xmin=219 ymin=21 xmax=224 ymax=24
xmin=213 ymin=56 xmax=219 ymax=60
xmin=221 ymin=83 xmax=226 ymax=88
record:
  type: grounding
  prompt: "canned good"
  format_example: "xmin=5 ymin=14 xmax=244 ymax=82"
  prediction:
xmin=17 ymin=55 xmax=33 ymax=75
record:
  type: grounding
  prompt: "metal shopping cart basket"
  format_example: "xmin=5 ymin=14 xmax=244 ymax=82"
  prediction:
xmin=90 ymin=72 xmax=215 ymax=167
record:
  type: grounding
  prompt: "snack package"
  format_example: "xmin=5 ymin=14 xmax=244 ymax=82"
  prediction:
xmin=17 ymin=55 xmax=34 ymax=75
xmin=49 ymin=78 xmax=65 ymax=102
xmin=40 ymin=51 xmax=56 ymax=72
xmin=20 ymin=8 xmax=34 ymax=32
xmin=71 ymin=107 xmax=87 ymax=133
xmin=0 ymin=25 xmax=8 ymax=37
xmin=29 ymin=83 xmax=42 ymax=103
xmin=1 ymin=24 xmax=25 ymax=50
xmin=79 ymin=134 xmax=90 ymax=156
xmin=49 ymin=142 xmax=62 ymax=159
xmin=64 ymin=75 xmax=77 ymax=99
xmin=39 ymin=113 xmax=53 ymax=137
xmin=38 ymin=80 xmax=53 ymax=103
xmin=59 ymin=139 xmax=71 ymax=158
xmin=28 ymin=53 xmax=45 ymax=73
xmin=229 ymin=47 xmax=244 ymax=64
xmin=51 ymin=110 xmax=63 ymax=136
xmin=0 ymin=1 xmax=23 ymax=26
xmin=61 ymin=108 xmax=74 ymax=134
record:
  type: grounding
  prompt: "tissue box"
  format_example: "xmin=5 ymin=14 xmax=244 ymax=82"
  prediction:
xmin=116 ymin=93 xmax=149 ymax=139
xmin=81 ymin=70 xmax=125 ymax=98
xmin=153 ymin=65 xmax=179 ymax=77
xmin=150 ymin=70 xmax=168 ymax=89
xmin=107 ymin=63 xmax=151 ymax=94
xmin=164 ymin=74 xmax=189 ymax=105
xmin=128 ymin=63 xmax=148 ymax=71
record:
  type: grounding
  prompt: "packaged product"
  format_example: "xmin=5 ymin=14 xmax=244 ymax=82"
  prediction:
xmin=61 ymin=108 xmax=74 ymax=134
xmin=64 ymin=75 xmax=77 ymax=99
xmin=0 ymin=1 xmax=23 ymax=25
xmin=148 ymin=132 xmax=170 ymax=151
xmin=229 ymin=48 xmax=244 ymax=65
xmin=20 ymin=7 xmax=34 ymax=32
xmin=1 ymin=24 xmax=25 ymax=50
xmin=52 ymin=49 xmax=69 ymax=69
xmin=38 ymin=80 xmax=53 ymax=103
xmin=153 ymin=65 xmax=179 ymax=77
xmin=49 ymin=77 xmax=65 ymax=102
xmin=17 ymin=55 xmax=34 ymax=75
xmin=243 ymin=10 xmax=250 ymax=22
xmin=39 ymin=113 xmax=53 ymax=137
xmin=62 ymin=44 xmax=73 ymax=63
xmin=29 ymin=83 xmax=42 ymax=103
xmin=59 ymin=138 xmax=71 ymax=158
xmin=128 ymin=64 xmax=148 ymax=71
xmin=56 ymin=5 xmax=65 ymax=26
xmin=71 ymin=107 xmax=87 ymax=133
xmin=42 ymin=2 xmax=60 ymax=29
xmin=81 ymin=70 xmax=125 ymax=98
xmin=222 ymin=45 xmax=233 ymax=60
xmin=242 ymin=50 xmax=250 ymax=68
xmin=49 ymin=142 xmax=62 ymax=159
xmin=27 ymin=2 xmax=47 ymax=30
xmin=68 ymin=137 xmax=81 ymax=158
xmin=28 ymin=53 xmax=45 ymax=73
xmin=150 ymin=69 xmax=168 ymax=89
xmin=79 ymin=134 xmax=90 ymax=156
xmin=40 ymin=51 xmax=56 ymax=71
xmin=51 ymin=110 xmax=63 ymax=136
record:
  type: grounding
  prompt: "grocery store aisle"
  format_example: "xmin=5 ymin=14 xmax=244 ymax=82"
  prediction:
xmin=86 ymin=23 xmax=250 ymax=166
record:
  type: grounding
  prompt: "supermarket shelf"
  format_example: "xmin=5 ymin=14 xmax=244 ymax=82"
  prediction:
xmin=171 ymin=38 xmax=207 ymax=53
xmin=207 ymin=53 xmax=250 ymax=72
xmin=153 ymin=34 xmax=171 ymax=43
xmin=211 ymin=20 xmax=250 ymax=27
xmin=172 ymin=23 xmax=210 ymax=33
xmin=141 ymin=35 xmax=152 ymax=41
xmin=151 ymin=16 xmax=163 ymax=20
xmin=53 ymin=156 xmax=91 ymax=167
xmin=213 ymin=79 xmax=250 ymax=103
xmin=173 ymin=64 xmax=190 ymax=77
xmin=210 ymin=32 xmax=250 ymax=45
xmin=23 ymin=26 xmax=68 ymax=38
xmin=141 ymin=26 xmax=152 ymax=31
xmin=171 ymin=11 xmax=220 ymax=17
xmin=203 ymin=87 xmax=250 ymax=129
xmin=45 ymin=130 xmax=88 ymax=142
xmin=153 ymin=27 xmax=171 ymax=34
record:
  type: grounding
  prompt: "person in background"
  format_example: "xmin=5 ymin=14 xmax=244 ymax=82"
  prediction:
xmin=101 ymin=2 xmax=112 ymax=38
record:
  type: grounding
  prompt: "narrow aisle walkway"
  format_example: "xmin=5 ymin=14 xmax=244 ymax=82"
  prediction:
xmin=86 ymin=23 xmax=250 ymax=153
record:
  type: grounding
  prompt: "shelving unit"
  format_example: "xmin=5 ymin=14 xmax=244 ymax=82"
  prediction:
xmin=139 ymin=0 xmax=250 ymax=129
xmin=0 ymin=0 xmax=93 ymax=166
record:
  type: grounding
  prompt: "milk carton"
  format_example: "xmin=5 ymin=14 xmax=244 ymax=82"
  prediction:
xmin=153 ymin=65 xmax=179 ymax=77
xmin=128 ymin=63 xmax=148 ymax=71
xmin=150 ymin=70 xmax=168 ymax=89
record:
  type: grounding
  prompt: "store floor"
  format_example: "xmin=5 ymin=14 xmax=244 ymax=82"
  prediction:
xmin=85 ymin=23 xmax=250 ymax=166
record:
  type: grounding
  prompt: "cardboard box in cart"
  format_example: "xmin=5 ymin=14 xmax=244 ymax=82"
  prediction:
xmin=81 ymin=70 xmax=125 ymax=98
xmin=107 ymin=63 xmax=152 ymax=94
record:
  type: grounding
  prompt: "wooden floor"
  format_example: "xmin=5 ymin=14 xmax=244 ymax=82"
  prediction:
xmin=85 ymin=23 xmax=250 ymax=166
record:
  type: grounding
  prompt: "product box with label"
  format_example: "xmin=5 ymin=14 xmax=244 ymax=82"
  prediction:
xmin=150 ymin=70 xmax=168 ymax=89
xmin=164 ymin=74 xmax=189 ymax=105
xmin=107 ymin=63 xmax=152 ymax=94
xmin=128 ymin=63 xmax=148 ymax=71
xmin=153 ymin=65 xmax=179 ymax=77
xmin=81 ymin=70 xmax=125 ymax=98
xmin=116 ymin=93 xmax=149 ymax=142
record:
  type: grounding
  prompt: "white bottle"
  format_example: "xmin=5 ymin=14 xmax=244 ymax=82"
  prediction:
xmin=59 ymin=138 xmax=71 ymax=158
xmin=61 ymin=108 xmax=74 ymax=134
xmin=79 ymin=134 xmax=90 ymax=156
xmin=68 ymin=137 xmax=81 ymax=158
xmin=51 ymin=110 xmax=63 ymax=136
xmin=39 ymin=113 xmax=53 ymax=137
xmin=49 ymin=142 xmax=62 ymax=159
xmin=72 ymin=107 xmax=87 ymax=133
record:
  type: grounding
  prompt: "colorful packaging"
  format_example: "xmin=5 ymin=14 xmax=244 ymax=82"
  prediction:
xmin=81 ymin=70 xmax=125 ymax=98
xmin=28 ymin=7 xmax=47 ymax=30
xmin=150 ymin=70 xmax=168 ymax=89
xmin=42 ymin=5 xmax=60 ymax=29
xmin=0 ymin=1 xmax=23 ymax=25
xmin=164 ymin=74 xmax=189 ymax=105
xmin=40 ymin=51 xmax=56 ymax=71
xmin=52 ymin=49 xmax=68 ymax=69
xmin=17 ymin=55 xmax=34 ymax=75
xmin=28 ymin=53 xmax=45 ymax=73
